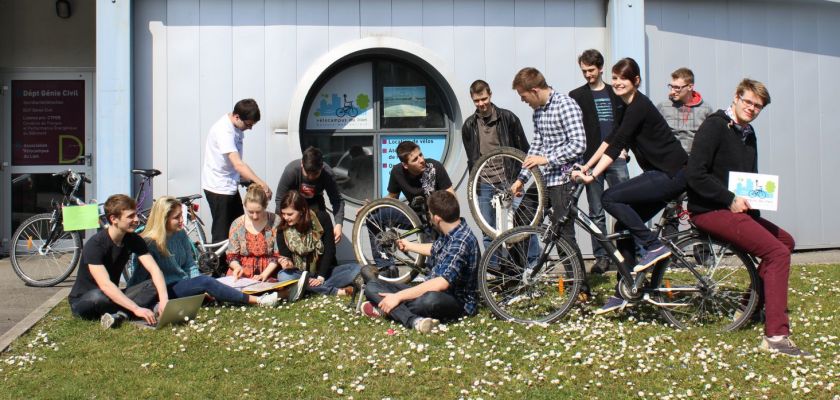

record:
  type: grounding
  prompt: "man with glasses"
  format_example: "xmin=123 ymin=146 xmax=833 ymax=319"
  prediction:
xmin=202 ymin=99 xmax=273 ymax=258
xmin=686 ymin=79 xmax=809 ymax=357
xmin=657 ymin=68 xmax=713 ymax=155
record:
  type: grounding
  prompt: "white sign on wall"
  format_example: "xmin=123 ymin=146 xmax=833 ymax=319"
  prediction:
xmin=306 ymin=62 xmax=373 ymax=130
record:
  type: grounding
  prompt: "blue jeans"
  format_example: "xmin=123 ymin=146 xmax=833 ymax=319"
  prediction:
xmin=169 ymin=275 xmax=248 ymax=304
xmin=584 ymin=158 xmax=629 ymax=259
xmin=277 ymin=263 xmax=361 ymax=296
xmin=477 ymin=183 xmax=497 ymax=250
xmin=364 ymin=280 xmax=464 ymax=328
xmin=602 ymin=169 xmax=686 ymax=259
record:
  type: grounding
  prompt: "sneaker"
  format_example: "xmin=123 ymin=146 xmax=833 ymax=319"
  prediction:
xmin=413 ymin=317 xmax=440 ymax=333
xmin=760 ymin=336 xmax=812 ymax=357
xmin=633 ymin=245 xmax=672 ymax=273
xmin=256 ymin=292 xmax=279 ymax=307
xmin=100 ymin=311 xmax=127 ymax=329
xmin=361 ymin=301 xmax=383 ymax=319
xmin=593 ymin=296 xmax=627 ymax=315
xmin=288 ymin=271 xmax=309 ymax=303
xmin=590 ymin=258 xmax=611 ymax=274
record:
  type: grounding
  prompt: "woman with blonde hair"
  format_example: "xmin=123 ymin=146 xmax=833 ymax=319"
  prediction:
xmin=127 ymin=196 xmax=279 ymax=307
xmin=225 ymin=184 xmax=285 ymax=281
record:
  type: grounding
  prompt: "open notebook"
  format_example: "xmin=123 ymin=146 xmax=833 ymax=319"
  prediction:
xmin=216 ymin=276 xmax=298 ymax=294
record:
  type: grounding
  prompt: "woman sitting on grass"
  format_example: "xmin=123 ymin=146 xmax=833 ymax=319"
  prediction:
xmin=127 ymin=196 xmax=278 ymax=307
xmin=225 ymin=184 xmax=284 ymax=282
xmin=276 ymin=190 xmax=360 ymax=298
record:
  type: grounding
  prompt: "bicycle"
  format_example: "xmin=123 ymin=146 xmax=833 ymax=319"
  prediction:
xmin=336 ymin=100 xmax=359 ymax=118
xmin=177 ymin=194 xmax=230 ymax=277
xmin=478 ymin=171 xmax=759 ymax=332
xmin=10 ymin=168 xmax=160 ymax=287
xmin=467 ymin=147 xmax=547 ymax=239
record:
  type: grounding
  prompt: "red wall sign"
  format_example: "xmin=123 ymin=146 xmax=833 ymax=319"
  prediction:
xmin=11 ymin=80 xmax=85 ymax=166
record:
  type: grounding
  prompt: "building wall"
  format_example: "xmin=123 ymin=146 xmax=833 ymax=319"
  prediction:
xmin=0 ymin=0 xmax=96 ymax=69
xmin=645 ymin=0 xmax=840 ymax=249
xmin=132 ymin=0 xmax=608 ymax=258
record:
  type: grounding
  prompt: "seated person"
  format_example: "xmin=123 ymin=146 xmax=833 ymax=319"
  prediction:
xmin=363 ymin=140 xmax=455 ymax=278
xmin=686 ymin=79 xmax=809 ymax=357
xmin=127 ymin=196 xmax=279 ymax=307
xmin=361 ymin=191 xmax=480 ymax=333
xmin=274 ymin=147 xmax=344 ymax=273
xmin=276 ymin=190 xmax=360 ymax=297
xmin=67 ymin=194 xmax=169 ymax=329
xmin=226 ymin=184 xmax=284 ymax=281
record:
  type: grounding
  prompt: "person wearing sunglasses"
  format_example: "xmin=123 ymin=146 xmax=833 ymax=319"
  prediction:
xmin=656 ymin=68 xmax=714 ymax=155
xmin=686 ymin=79 xmax=809 ymax=357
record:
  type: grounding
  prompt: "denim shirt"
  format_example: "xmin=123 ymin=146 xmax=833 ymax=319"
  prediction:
xmin=426 ymin=218 xmax=481 ymax=315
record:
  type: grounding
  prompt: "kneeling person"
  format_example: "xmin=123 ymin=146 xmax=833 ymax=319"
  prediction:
xmin=362 ymin=191 xmax=479 ymax=333
xmin=67 ymin=194 xmax=170 ymax=328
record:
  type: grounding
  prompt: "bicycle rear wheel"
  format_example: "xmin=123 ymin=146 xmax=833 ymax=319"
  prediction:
xmin=652 ymin=233 xmax=759 ymax=332
xmin=467 ymin=147 xmax=546 ymax=239
xmin=478 ymin=226 xmax=582 ymax=324
xmin=351 ymin=198 xmax=429 ymax=284
xmin=10 ymin=213 xmax=82 ymax=287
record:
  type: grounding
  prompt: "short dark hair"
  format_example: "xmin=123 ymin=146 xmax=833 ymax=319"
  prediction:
xmin=469 ymin=80 xmax=491 ymax=96
xmin=396 ymin=141 xmax=420 ymax=163
xmin=512 ymin=67 xmax=549 ymax=91
xmin=671 ymin=67 xmax=695 ymax=85
xmin=104 ymin=194 xmax=136 ymax=223
xmin=232 ymin=98 xmax=261 ymax=122
xmin=302 ymin=146 xmax=324 ymax=173
xmin=427 ymin=191 xmax=459 ymax=223
xmin=578 ymin=49 xmax=605 ymax=69
xmin=612 ymin=58 xmax=642 ymax=88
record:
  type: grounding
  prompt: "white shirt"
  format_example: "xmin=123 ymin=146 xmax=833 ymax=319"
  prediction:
xmin=201 ymin=114 xmax=243 ymax=194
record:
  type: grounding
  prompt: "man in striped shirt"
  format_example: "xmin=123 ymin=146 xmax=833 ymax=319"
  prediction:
xmin=510 ymin=67 xmax=589 ymax=297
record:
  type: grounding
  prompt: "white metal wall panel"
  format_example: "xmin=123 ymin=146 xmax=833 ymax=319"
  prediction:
xmin=646 ymin=0 xmax=840 ymax=249
xmin=133 ymin=0 xmax=609 ymax=258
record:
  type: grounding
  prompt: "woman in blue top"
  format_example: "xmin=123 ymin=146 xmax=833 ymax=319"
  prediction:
xmin=127 ymin=196 xmax=278 ymax=307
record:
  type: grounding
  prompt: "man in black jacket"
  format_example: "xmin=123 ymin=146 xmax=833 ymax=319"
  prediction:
xmin=461 ymin=80 xmax=529 ymax=249
xmin=568 ymin=49 xmax=629 ymax=274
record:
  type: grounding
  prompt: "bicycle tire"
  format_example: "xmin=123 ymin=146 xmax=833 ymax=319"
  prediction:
xmin=467 ymin=147 xmax=547 ymax=239
xmin=478 ymin=225 xmax=582 ymax=324
xmin=10 ymin=213 xmax=82 ymax=287
xmin=652 ymin=233 xmax=759 ymax=332
xmin=348 ymin=107 xmax=359 ymax=118
xmin=351 ymin=198 xmax=429 ymax=284
xmin=336 ymin=108 xmax=347 ymax=118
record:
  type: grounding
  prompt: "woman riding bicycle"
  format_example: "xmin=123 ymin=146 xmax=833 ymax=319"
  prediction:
xmin=127 ymin=196 xmax=279 ymax=307
xmin=572 ymin=57 xmax=688 ymax=314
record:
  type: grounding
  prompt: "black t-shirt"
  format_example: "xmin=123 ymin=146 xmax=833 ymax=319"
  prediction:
xmin=68 ymin=229 xmax=149 ymax=302
xmin=592 ymin=87 xmax=614 ymax=141
xmin=387 ymin=159 xmax=452 ymax=204
xmin=274 ymin=160 xmax=345 ymax=223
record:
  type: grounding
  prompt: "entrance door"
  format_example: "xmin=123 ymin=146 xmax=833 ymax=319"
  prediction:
xmin=1 ymin=72 xmax=94 ymax=254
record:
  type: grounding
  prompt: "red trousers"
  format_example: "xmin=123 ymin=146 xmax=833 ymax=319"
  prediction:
xmin=692 ymin=210 xmax=795 ymax=336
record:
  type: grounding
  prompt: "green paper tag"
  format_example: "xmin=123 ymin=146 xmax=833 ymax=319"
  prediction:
xmin=62 ymin=204 xmax=101 ymax=231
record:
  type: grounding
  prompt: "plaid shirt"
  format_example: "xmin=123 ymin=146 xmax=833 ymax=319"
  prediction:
xmin=518 ymin=90 xmax=586 ymax=187
xmin=426 ymin=218 xmax=480 ymax=316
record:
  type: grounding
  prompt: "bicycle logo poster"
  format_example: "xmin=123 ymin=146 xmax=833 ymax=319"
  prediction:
xmin=306 ymin=63 xmax=373 ymax=130
xmin=728 ymin=171 xmax=779 ymax=211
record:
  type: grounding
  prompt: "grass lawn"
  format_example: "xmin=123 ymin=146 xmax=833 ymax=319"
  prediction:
xmin=1 ymin=264 xmax=838 ymax=399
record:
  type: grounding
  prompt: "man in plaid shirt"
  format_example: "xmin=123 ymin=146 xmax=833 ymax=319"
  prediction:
xmin=361 ymin=191 xmax=480 ymax=333
xmin=510 ymin=67 xmax=590 ymax=297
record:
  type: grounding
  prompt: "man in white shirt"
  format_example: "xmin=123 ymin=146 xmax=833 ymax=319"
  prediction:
xmin=201 ymin=98 xmax=273 ymax=250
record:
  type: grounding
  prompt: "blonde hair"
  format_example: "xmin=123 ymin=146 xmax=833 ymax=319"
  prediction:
xmin=142 ymin=196 xmax=181 ymax=257
xmin=243 ymin=183 xmax=269 ymax=209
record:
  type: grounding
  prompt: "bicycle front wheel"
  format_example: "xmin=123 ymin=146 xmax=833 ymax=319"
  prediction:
xmin=479 ymin=226 xmax=582 ymax=324
xmin=10 ymin=213 xmax=82 ymax=287
xmin=652 ymin=233 xmax=759 ymax=332
xmin=351 ymin=198 xmax=429 ymax=284
xmin=468 ymin=147 xmax=546 ymax=239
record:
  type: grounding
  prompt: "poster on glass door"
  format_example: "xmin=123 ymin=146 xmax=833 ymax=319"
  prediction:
xmin=306 ymin=63 xmax=373 ymax=130
xmin=11 ymin=80 xmax=85 ymax=165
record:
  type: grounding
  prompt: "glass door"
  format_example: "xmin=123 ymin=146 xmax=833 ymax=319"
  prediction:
xmin=1 ymin=72 xmax=94 ymax=254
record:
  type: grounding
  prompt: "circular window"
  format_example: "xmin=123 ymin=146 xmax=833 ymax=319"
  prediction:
xmin=300 ymin=56 xmax=455 ymax=203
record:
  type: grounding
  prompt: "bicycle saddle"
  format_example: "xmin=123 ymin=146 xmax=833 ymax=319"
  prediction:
xmin=131 ymin=169 xmax=162 ymax=177
xmin=176 ymin=194 xmax=202 ymax=203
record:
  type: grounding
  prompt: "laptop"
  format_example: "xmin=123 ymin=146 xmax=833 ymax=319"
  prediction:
xmin=134 ymin=294 xmax=205 ymax=330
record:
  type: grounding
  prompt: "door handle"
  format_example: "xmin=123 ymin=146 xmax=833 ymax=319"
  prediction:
xmin=83 ymin=154 xmax=93 ymax=166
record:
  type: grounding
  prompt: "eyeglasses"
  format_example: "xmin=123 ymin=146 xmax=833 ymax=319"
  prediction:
xmin=738 ymin=96 xmax=765 ymax=111
xmin=666 ymin=83 xmax=690 ymax=92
